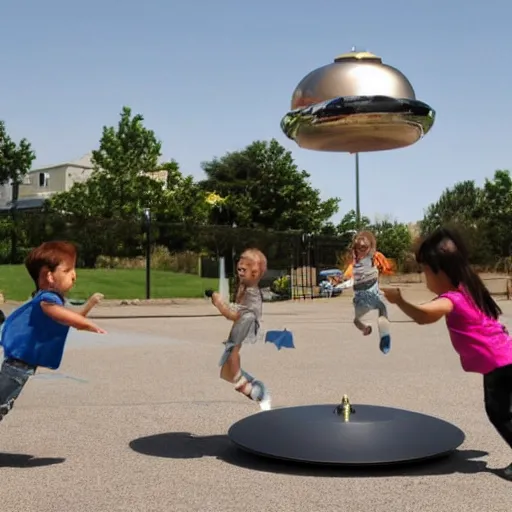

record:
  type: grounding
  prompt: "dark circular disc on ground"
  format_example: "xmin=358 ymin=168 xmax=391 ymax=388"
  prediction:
xmin=228 ymin=404 xmax=465 ymax=466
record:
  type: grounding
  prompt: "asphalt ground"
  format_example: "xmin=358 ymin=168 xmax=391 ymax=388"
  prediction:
xmin=1 ymin=288 xmax=511 ymax=511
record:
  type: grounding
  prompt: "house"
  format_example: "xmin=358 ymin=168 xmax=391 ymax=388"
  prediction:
xmin=0 ymin=153 xmax=94 ymax=211
xmin=0 ymin=152 xmax=170 ymax=212
xmin=18 ymin=153 xmax=94 ymax=201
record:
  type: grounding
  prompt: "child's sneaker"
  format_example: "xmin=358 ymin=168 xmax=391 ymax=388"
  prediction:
xmin=259 ymin=392 xmax=272 ymax=411
xmin=0 ymin=399 xmax=14 ymax=421
xmin=503 ymin=463 xmax=512 ymax=480
xmin=380 ymin=334 xmax=391 ymax=354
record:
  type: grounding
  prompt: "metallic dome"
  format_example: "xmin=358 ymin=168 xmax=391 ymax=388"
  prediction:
xmin=291 ymin=51 xmax=416 ymax=110
xmin=281 ymin=50 xmax=435 ymax=153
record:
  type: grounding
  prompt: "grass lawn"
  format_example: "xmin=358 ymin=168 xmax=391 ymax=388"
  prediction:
xmin=0 ymin=265 xmax=219 ymax=302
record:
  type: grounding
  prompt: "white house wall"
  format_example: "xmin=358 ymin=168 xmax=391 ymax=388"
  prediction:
xmin=0 ymin=150 xmax=167 ymax=208
xmin=66 ymin=165 xmax=93 ymax=189
xmin=18 ymin=165 xmax=67 ymax=199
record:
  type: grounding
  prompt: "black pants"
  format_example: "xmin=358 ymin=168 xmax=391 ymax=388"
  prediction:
xmin=483 ymin=364 xmax=512 ymax=449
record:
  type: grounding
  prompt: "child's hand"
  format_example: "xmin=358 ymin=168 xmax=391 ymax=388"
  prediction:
xmin=382 ymin=287 xmax=402 ymax=304
xmin=89 ymin=293 xmax=104 ymax=305
xmin=211 ymin=292 xmax=223 ymax=308
xmin=89 ymin=323 xmax=107 ymax=334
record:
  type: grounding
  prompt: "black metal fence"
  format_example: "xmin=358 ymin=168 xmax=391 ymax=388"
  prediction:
xmin=0 ymin=211 xmax=352 ymax=288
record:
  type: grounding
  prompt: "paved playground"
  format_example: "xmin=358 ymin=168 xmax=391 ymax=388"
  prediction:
xmin=1 ymin=285 xmax=511 ymax=512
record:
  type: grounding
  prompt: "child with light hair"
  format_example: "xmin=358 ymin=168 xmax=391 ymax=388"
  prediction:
xmin=343 ymin=231 xmax=394 ymax=354
xmin=209 ymin=248 xmax=271 ymax=410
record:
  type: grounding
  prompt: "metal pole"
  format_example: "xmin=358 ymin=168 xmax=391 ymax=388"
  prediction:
xmin=10 ymin=180 xmax=19 ymax=264
xmin=355 ymin=153 xmax=360 ymax=229
xmin=144 ymin=208 xmax=151 ymax=299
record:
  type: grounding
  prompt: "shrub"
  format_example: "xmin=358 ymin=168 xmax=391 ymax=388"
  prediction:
xmin=272 ymin=275 xmax=290 ymax=297
xmin=95 ymin=246 xmax=200 ymax=273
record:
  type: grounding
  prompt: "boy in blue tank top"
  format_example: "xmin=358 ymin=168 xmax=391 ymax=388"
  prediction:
xmin=0 ymin=241 xmax=106 ymax=423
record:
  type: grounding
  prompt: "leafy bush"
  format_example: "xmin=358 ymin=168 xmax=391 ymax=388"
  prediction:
xmin=271 ymin=275 xmax=290 ymax=297
xmin=95 ymin=246 xmax=200 ymax=273
xmin=150 ymin=246 xmax=199 ymax=273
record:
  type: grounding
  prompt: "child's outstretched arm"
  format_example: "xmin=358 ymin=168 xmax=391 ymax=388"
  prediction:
xmin=211 ymin=292 xmax=241 ymax=322
xmin=41 ymin=302 xmax=107 ymax=333
xmin=78 ymin=293 xmax=104 ymax=317
xmin=382 ymin=287 xmax=453 ymax=325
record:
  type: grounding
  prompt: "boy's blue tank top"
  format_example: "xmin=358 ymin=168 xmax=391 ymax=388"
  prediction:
xmin=0 ymin=290 xmax=70 ymax=369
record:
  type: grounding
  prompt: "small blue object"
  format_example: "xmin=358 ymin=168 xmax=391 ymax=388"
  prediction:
xmin=380 ymin=335 xmax=391 ymax=355
xmin=265 ymin=329 xmax=295 ymax=350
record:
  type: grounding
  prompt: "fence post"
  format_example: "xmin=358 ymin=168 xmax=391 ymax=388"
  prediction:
xmin=143 ymin=208 xmax=151 ymax=300
xmin=10 ymin=181 xmax=19 ymax=264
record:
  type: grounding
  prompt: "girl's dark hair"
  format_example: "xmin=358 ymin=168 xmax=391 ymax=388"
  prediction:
xmin=416 ymin=227 xmax=502 ymax=319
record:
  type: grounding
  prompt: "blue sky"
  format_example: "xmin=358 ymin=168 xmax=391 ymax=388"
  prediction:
xmin=1 ymin=0 xmax=510 ymax=224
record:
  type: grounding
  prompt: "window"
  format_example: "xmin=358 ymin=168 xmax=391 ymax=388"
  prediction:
xmin=39 ymin=172 xmax=49 ymax=187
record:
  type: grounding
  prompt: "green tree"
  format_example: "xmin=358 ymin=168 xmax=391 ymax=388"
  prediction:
xmin=371 ymin=218 xmax=412 ymax=266
xmin=420 ymin=180 xmax=483 ymax=235
xmin=318 ymin=222 xmax=338 ymax=236
xmin=199 ymin=138 xmax=340 ymax=232
xmin=419 ymin=176 xmax=503 ymax=266
xmin=0 ymin=120 xmax=36 ymax=199
xmin=49 ymin=107 xmax=209 ymax=224
xmin=336 ymin=209 xmax=371 ymax=236
xmin=0 ymin=120 xmax=36 ymax=262
xmin=46 ymin=107 xmax=215 ymax=265
xmin=158 ymin=160 xmax=210 ymax=224
xmin=480 ymin=170 xmax=512 ymax=260
xmin=81 ymin=106 xmax=165 ymax=218
xmin=334 ymin=209 xmax=371 ymax=251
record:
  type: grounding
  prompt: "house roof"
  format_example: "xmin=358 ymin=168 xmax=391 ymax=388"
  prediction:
xmin=0 ymin=197 xmax=47 ymax=211
xmin=30 ymin=152 xmax=94 ymax=173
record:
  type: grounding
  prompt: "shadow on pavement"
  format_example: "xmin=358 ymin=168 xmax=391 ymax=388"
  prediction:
xmin=90 ymin=311 xmax=295 ymax=320
xmin=129 ymin=431 xmax=493 ymax=478
xmin=90 ymin=314 xmax=219 ymax=320
xmin=0 ymin=452 xmax=66 ymax=468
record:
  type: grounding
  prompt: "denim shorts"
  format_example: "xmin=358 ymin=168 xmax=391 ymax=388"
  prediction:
xmin=0 ymin=358 xmax=36 ymax=421
xmin=219 ymin=313 xmax=260 ymax=368
xmin=353 ymin=290 xmax=388 ymax=318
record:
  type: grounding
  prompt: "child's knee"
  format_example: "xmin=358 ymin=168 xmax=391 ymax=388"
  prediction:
xmin=378 ymin=303 xmax=388 ymax=318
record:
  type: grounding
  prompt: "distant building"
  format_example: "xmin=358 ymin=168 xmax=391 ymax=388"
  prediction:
xmin=0 ymin=152 xmax=169 ymax=212
xmin=0 ymin=153 xmax=94 ymax=211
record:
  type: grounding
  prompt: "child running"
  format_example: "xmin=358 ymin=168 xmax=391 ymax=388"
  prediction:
xmin=343 ymin=231 xmax=394 ymax=354
xmin=382 ymin=227 xmax=512 ymax=480
xmin=0 ymin=241 xmax=106 ymax=423
xmin=209 ymin=248 xmax=271 ymax=411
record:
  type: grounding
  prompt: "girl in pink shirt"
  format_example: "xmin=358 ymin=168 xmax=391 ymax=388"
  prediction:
xmin=382 ymin=227 xmax=512 ymax=481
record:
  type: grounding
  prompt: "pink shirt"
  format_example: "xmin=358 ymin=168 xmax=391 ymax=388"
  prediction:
xmin=440 ymin=289 xmax=512 ymax=374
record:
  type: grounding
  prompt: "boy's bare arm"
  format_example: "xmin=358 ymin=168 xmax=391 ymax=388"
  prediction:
xmin=78 ymin=293 xmax=104 ymax=317
xmin=41 ymin=302 xmax=107 ymax=333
